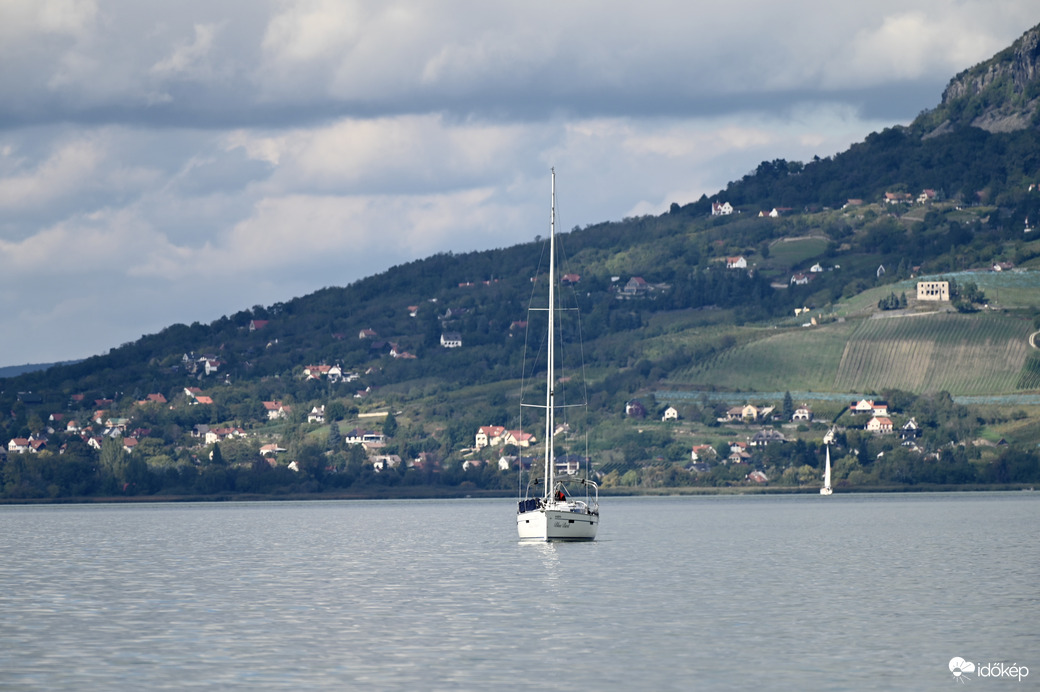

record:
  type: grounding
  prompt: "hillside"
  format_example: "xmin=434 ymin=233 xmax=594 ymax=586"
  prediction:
xmin=675 ymin=311 xmax=1035 ymax=396
xmin=4 ymin=24 xmax=1040 ymax=499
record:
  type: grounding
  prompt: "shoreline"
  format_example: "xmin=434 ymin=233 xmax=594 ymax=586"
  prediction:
xmin=1 ymin=483 xmax=1033 ymax=505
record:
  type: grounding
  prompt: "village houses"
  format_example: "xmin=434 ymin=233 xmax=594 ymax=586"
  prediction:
xmin=867 ymin=416 xmax=894 ymax=434
xmin=263 ymin=401 xmax=291 ymax=420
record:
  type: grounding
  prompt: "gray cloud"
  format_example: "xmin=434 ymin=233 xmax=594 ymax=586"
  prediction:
xmin=0 ymin=0 xmax=1036 ymax=364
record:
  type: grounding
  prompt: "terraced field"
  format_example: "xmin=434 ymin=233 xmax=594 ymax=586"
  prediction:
xmin=674 ymin=311 xmax=1037 ymax=395
xmin=831 ymin=313 xmax=1032 ymax=394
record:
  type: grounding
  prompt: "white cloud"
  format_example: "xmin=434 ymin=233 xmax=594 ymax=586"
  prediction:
xmin=261 ymin=0 xmax=366 ymax=64
xmin=0 ymin=138 xmax=104 ymax=211
xmin=0 ymin=206 xmax=160 ymax=275
xmin=227 ymin=114 xmax=532 ymax=192
xmin=151 ymin=23 xmax=220 ymax=78
xmin=0 ymin=0 xmax=98 ymax=41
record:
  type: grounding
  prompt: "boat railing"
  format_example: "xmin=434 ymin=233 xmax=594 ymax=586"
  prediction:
xmin=582 ymin=478 xmax=599 ymax=513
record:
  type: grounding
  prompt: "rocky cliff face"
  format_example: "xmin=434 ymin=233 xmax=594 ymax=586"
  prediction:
xmin=922 ymin=23 xmax=1040 ymax=136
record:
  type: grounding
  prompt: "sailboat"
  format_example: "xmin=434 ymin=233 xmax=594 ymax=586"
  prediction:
xmin=516 ymin=169 xmax=599 ymax=541
xmin=820 ymin=444 xmax=833 ymax=495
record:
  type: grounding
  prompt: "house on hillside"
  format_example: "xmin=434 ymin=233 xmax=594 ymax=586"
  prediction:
xmin=726 ymin=404 xmax=772 ymax=423
xmin=502 ymin=430 xmax=534 ymax=448
xmin=440 ymin=333 xmax=462 ymax=348
xmin=8 ymin=438 xmax=33 ymax=454
xmin=727 ymin=442 xmax=751 ymax=464
xmin=263 ymin=401 xmax=291 ymax=420
xmin=303 ymin=364 xmax=332 ymax=379
xmin=901 ymin=418 xmax=921 ymax=440
xmin=555 ymin=453 xmax=585 ymax=476
xmin=345 ymin=429 xmax=386 ymax=446
xmin=917 ymin=281 xmax=950 ymax=301
xmin=790 ymin=273 xmax=810 ymax=285
xmin=662 ymin=406 xmax=679 ymax=421
xmin=726 ymin=256 xmax=747 ymax=270
xmin=626 ymin=400 xmax=647 ymax=419
xmin=137 ymin=393 xmax=167 ymax=405
xmin=691 ymin=444 xmax=716 ymax=464
xmin=851 ymin=399 xmax=877 ymax=415
xmin=750 ymin=429 xmax=787 ymax=446
xmin=747 ymin=470 xmax=769 ymax=484
xmin=204 ymin=427 xmax=245 ymax=445
xmin=475 ymin=425 xmax=506 ymax=449
xmin=618 ymin=276 xmax=651 ymax=298
xmin=711 ymin=201 xmax=734 ymax=216
xmin=867 ymin=416 xmax=893 ymax=434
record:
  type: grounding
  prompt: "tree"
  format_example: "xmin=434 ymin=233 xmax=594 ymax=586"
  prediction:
xmin=99 ymin=437 xmax=128 ymax=481
xmin=382 ymin=412 xmax=398 ymax=438
xmin=326 ymin=400 xmax=346 ymax=421
xmin=327 ymin=421 xmax=343 ymax=452
xmin=209 ymin=442 xmax=225 ymax=466
xmin=782 ymin=391 xmax=795 ymax=420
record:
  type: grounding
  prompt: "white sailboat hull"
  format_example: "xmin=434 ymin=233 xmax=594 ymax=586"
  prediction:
xmin=517 ymin=507 xmax=598 ymax=541
xmin=820 ymin=487 xmax=833 ymax=495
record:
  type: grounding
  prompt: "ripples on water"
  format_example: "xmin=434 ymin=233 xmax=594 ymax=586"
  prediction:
xmin=0 ymin=494 xmax=1036 ymax=691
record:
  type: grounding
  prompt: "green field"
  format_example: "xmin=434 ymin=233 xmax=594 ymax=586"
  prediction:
xmin=765 ymin=236 xmax=830 ymax=268
xmin=674 ymin=311 xmax=1037 ymax=395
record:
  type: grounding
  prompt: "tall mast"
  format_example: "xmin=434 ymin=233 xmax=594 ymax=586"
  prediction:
xmin=543 ymin=169 xmax=556 ymax=500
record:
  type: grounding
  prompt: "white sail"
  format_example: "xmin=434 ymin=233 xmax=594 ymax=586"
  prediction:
xmin=821 ymin=443 xmax=833 ymax=495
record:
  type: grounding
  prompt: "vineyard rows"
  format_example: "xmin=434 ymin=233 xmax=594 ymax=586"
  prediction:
xmin=677 ymin=312 xmax=1036 ymax=396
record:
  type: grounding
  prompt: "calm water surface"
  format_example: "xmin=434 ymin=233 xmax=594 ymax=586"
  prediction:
xmin=1 ymin=493 xmax=1037 ymax=690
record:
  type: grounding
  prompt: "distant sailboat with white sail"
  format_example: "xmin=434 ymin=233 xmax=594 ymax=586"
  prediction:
xmin=821 ymin=444 xmax=833 ymax=496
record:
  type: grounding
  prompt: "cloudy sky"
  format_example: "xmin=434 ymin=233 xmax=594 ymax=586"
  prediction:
xmin=1 ymin=1 xmax=1037 ymax=366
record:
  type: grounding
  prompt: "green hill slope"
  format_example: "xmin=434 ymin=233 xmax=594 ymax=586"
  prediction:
xmin=675 ymin=312 xmax=1036 ymax=396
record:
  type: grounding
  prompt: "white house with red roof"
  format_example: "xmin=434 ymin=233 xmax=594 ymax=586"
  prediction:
xmin=726 ymin=256 xmax=747 ymax=269
xmin=502 ymin=430 xmax=535 ymax=448
xmin=262 ymin=401 xmax=291 ymax=420
xmin=867 ymin=416 xmax=893 ymax=434
xmin=475 ymin=425 xmax=506 ymax=449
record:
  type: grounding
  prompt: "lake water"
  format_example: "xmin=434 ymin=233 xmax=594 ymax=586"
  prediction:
xmin=1 ymin=493 xmax=1036 ymax=690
